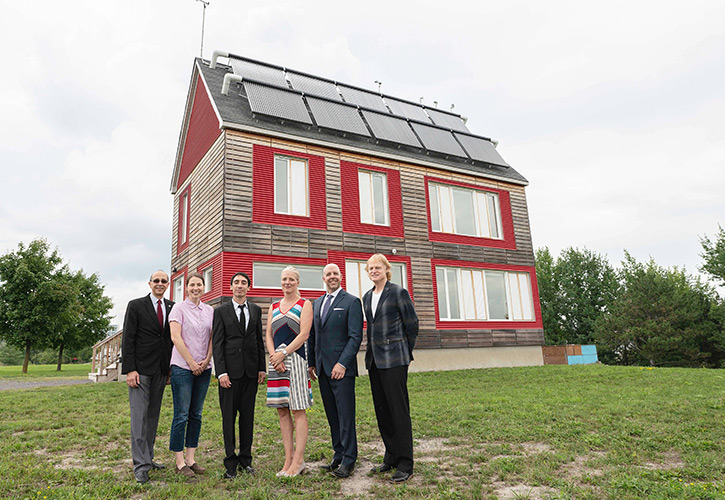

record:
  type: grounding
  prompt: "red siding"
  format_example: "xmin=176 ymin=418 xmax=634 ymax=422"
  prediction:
xmin=430 ymin=258 xmax=543 ymax=330
xmin=424 ymin=176 xmax=516 ymax=249
xmin=176 ymin=184 xmax=191 ymax=255
xmin=178 ymin=76 xmax=222 ymax=188
xmin=327 ymin=250 xmax=414 ymax=299
xmin=340 ymin=161 xmax=404 ymax=238
xmin=252 ymin=145 xmax=327 ymax=230
xmin=197 ymin=253 xmax=224 ymax=301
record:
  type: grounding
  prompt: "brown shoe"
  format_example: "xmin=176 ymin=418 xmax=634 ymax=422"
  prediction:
xmin=175 ymin=465 xmax=195 ymax=478
xmin=188 ymin=462 xmax=206 ymax=475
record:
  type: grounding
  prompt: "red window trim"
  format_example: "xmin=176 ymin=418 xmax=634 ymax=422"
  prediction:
xmin=431 ymin=258 xmax=542 ymax=330
xmin=327 ymin=250 xmax=414 ymax=300
xmin=176 ymin=184 xmax=191 ymax=255
xmin=424 ymin=176 xmax=516 ymax=249
xmin=340 ymin=161 xmax=404 ymax=238
xmin=252 ymin=144 xmax=327 ymax=230
xmin=170 ymin=267 xmax=188 ymax=302
xmin=197 ymin=253 xmax=223 ymax=302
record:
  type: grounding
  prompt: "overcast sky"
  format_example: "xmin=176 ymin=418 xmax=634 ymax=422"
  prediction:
xmin=1 ymin=0 xmax=723 ymax=326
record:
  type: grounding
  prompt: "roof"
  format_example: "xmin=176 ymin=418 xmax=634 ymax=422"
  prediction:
xmin=172 ymin=54 xmax=528 ymax=192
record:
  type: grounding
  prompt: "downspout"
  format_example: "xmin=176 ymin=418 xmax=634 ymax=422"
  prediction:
xmin=222 ymin=74 xmax=243 ymax=95
xmin=210 ymin=50 xmax=229 ymax=69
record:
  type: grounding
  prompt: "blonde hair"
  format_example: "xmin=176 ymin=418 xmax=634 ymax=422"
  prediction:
xmin=281 ymin=266 xmax=300 ymax=282
xmin=365 ymin=253 xmax=392 ymax=281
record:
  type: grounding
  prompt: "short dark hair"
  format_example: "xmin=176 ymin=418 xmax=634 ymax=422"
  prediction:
xmin=230 ymin=272 xmax=251 ymax=287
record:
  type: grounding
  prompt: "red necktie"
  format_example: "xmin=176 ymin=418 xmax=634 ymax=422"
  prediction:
xmin=157 ymin=299 xmax=164 ymax=328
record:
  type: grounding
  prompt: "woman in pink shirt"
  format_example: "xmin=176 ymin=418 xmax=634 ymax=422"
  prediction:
xmin=168 ymin=272 xmax=214 ymax=478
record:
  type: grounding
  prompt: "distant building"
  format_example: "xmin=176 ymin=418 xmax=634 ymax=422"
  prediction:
xmin=169 ymin=52 xmax=544 ymax=369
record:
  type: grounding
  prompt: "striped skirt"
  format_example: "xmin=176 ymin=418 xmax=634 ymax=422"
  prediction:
xmin=266 ymin=344 xmax=313 ymax=410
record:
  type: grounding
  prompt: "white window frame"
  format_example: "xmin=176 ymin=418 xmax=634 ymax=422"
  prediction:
xmin=173 ymin=275 xmax=184 ymax=302
xmin=436 ymin=266 xmax=534 ymax=322
xmin=202 ymin=267 xmax=213 ymax=294
xmin=274 ymin=155 xmax=309 ymax=217
xmin=179 ymin=191 xmax=189 ymax=245
xmin=428 ymin=182 xmax=503 ymax=239
xmin=344 ymin=260 xmax=407 ymax=299
xmin=252 ymin=262 xmax=325 ymax=291
xmin=358 ymin=169 xmax=390 ymax=226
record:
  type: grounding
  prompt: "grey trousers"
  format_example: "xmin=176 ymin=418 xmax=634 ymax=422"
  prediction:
xmin=129 ymin=372 xmax=166 ymax=474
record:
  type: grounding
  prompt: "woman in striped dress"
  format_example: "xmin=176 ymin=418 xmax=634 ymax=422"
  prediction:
xmin=266 ymin=266 xmax=314 ymax=477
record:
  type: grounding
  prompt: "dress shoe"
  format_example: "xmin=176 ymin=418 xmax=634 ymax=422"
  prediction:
xmin=175 ymin=465 xmax=195 ymax=478
xmin=391 ymin=470 xmax=413 ymax=483
xmin=239 ymin=465 xmax=255 ymax=475
xmin=188 ymin=462 xmax=206 ymax=474
xmin=150 ymin=461 xmax=165 ymax=470
xmin=224 ymin=470 xmax=237 ymax=480
xmin=275 ymin=469 xmax=287 ymax=477
xmin=320 ymin=459 xmax=341 ymax=471
xmin=371 ymin=463 xmax=394 ymax=473
xmin=331 ymin=463 xmax=354 ymax=478
xmin=286 ymin=462 xmax=307 ymax=477
xmin=134 ymin=470 xmax=149 ymax=484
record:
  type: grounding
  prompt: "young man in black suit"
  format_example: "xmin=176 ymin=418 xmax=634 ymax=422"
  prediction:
xmin=212 ymin=272 xmax=266 ymax=479
xmin=362 ymin=254 xmax=419 ymax=483
xmin=121 ymin=270 xmax=174 ymax=484
xmin=308 ymin=263 xmax=363 ymax=478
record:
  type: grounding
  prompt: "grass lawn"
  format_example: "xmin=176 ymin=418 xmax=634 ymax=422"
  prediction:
xmin=0 ymin=364 xmax=723 ymax=499
xmin=0 ymin=363 xmax=91 ymax=379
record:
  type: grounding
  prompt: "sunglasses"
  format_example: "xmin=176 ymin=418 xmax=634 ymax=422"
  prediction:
xmin=151 ymin=279 xmax=169 ymax=284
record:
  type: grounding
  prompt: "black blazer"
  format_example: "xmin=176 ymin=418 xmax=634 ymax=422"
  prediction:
xmin=362 ymin=281 xmax=419 ymax=370
xmin=212 ymin=299 xmax=266 ymax=379
xmin=308 ymin=289 xmax=363 ymax=378
xmin=121 ymin=294 xmax=174 ymax=376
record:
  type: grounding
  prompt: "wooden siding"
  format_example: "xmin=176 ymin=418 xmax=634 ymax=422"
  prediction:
xmin=174 ymin=129 xmax=543 ymax=349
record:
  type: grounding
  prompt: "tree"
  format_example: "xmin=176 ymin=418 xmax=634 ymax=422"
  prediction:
xmin=700 ymin=225 xmax=725 ymax=286
xmin=535 ymin=247 xmax=619 ymax=345
xmin=0 ymin=239 xmax=113 ymax=372
xmin=594 ymin=252 xmax=722 ymax=367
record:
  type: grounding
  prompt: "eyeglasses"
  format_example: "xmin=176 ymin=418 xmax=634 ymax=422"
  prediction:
xmin=151 ymin=279 xmax=169 ymax=284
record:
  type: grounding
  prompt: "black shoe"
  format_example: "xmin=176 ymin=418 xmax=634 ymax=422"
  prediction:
xmin=134 ymin=470 xmax=149 ymax=484
xmin=238 ymin=465 xmax=255 ymax=475
xmin=151 ymin=461 xmax=165 ymax=470
xmin=320 ymin=459 xmax=341 ymax=471
xmin=371 ymin=463 xmax=394 ymax=473
xmin=224 ymin=470 xmax=237 ymax=480
xmin=391 ymin=470 xmax=413 ymax=483
xmin=332 ymin=463 xmax=354 ymax=478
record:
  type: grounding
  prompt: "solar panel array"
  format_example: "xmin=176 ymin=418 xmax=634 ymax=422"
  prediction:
xmin=228 ymin=55 xmax=507 ymax=167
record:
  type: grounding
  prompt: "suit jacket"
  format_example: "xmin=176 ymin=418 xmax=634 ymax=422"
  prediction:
xmin=308 ymin=289 xmax=363 ymax=378
xmin=121 ymin=294 xmax=174 ymax=376
xmin=212 ymin=299 xmax=266 ymax=379
xmin=362 ymin=281 xmax=419 ymax=370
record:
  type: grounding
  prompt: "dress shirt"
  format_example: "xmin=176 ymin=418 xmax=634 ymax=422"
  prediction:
xmin=320 ymin=287 xmax=342 ymax=318
xmin=168 ymin=298 xmax=214 ymax=371
xmin=149 ymin=295 xmax=167 ymax=325
xmin=233 ymin=299 xmax=250 ymax=329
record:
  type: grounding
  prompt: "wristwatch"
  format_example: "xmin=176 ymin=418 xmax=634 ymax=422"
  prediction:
xmin=282 ymin=349 xmax=288 ymax=357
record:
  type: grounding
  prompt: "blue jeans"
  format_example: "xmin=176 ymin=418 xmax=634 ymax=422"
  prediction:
xmin=169 ymin=365 xmax=211 ymax=452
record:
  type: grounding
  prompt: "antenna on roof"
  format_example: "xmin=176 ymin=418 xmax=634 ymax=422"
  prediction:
xmin=374 ymin=81 xmax=382 ymax=94
xmin=419 ymin=97 xmax=424 ymax=104
xmin=195 ymin=0 xmax=210 ymax=59
xmin=450 ymin=104 xmax=455 ymax=112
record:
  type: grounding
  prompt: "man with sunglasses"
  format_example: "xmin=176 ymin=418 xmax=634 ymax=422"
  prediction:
xmin=122 ymin=270 xmax=174 ymax=484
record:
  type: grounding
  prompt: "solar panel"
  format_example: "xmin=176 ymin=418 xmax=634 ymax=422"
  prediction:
xmin=243 ymin=81 xmax=312 ymax=124
xmin=411 ymin=122 xmax=467 ymax=157
xmin=230 ymin=58 xmax=288 ymax=88
xmin=338 ymin=85 xmax=389 ymax=113
xmin=287 ymin=72 xmax=341 ymax=101
xmin=306 ymin=97 xmax=370 ymax=136
xmin=362 ymin=111 xmax=421 ymax=147
xmin=385 ymin=98 xmax=430 ymax=123
xmin=455 ymin=133 xmax=509 ymax=167
xmin=427 ymin=108 xmax=470 ymax=132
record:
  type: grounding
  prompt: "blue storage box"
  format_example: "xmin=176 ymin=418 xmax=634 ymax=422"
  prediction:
xmin=581 ymin=354 xmax=598 ymax=364
xmin=581 ymin=345 xmax=597 ymax=355
xmin=568 ymin=355 xmax=585 ymax=365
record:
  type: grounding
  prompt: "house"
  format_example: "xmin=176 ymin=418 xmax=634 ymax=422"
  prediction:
xmin=169 ymin=52 xmax=544 ymax=371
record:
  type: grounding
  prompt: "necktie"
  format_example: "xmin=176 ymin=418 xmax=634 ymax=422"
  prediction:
xmin=239 ymin=304 xmax=246 ymax=328
xmin=156 ymin=299 xmax=164 ymax=328
xmin=320 ymin=294 xmax=332 ymax=320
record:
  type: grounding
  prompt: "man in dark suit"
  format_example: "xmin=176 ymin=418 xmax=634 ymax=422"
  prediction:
xmin=212 ymin=271 xmax=266 ymax=479
xmin=121 ymin=270 xmax=174 ymax=484
xmin=308 ymin=263 xmax=363 ymax=478
xmin=361 ymin=254 xmax=418 ymax=483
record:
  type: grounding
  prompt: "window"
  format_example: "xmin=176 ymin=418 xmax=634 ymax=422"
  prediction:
xmin=202 ymin=267 xmax=213 ymax=293
xmin=429 ymin=182 xmax=502 ymax=239
xmin=436 ymin=266 xmax=534 ymax=321
xmin=274 ymin=155 xmax=308 ymax=216
xmin=173 ymin=275 xmax=184 ymax=302
xmin=344 ymin=260 xmax=407 ymax=299
xmin=358 ymin=170 xmax=389 ymax=226
xmin=177 ymin=184 xmax=191 ymax=254
xmin=252 ymin=262 xmax=325 ymax=290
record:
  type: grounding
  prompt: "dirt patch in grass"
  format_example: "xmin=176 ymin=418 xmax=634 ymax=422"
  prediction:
xmin=562 ymin=451 xmax=606 ymax=479
xmin=642 ymin=451 xmax=685 ymax=470
xmin=493 ymin=482 xmax=558 ymax=500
